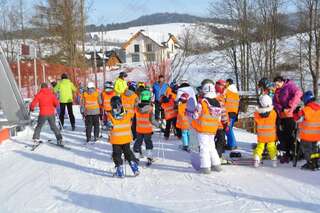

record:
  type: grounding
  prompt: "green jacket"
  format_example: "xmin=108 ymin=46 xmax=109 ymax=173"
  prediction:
xmin=54 ymin=79 xmax=77 ymax=103
xmin=114 ymin=77 xmax=128 ymax=96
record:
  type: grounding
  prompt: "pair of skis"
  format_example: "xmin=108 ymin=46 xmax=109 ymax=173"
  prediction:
xmin=29 ymin=140 xmax=71 ymax=151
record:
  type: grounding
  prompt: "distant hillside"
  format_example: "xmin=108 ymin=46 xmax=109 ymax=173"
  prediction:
xmin=86 ymin=13 xmax=231 ymax=32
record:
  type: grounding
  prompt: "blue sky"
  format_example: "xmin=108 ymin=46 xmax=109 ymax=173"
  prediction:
xmin=23 ymin=0 xmax=296 ymax=25
xmin=89 ymin=0 xmax=211 ymax=25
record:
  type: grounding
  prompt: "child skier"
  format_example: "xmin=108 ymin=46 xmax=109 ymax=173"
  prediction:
xmin=214 ymin=80 xmax=229 ymax=162
xmin=176 ymin=93 xmax=191 ymax=151
xmin=101 ymin=81 xmax=116 ymax=129
xmin=293 ymin=91 xmax=320 ymax=171
xmin=161 ymin=93 xmax=179 ymax=140
xmin=133 ymin=88 xmax=159 ymax=165
xmin=81 ymin=82 xmax=102 ymax=143
xmin=30 ymin=83 xmax=63 ymax=145
xmin=191 ymin=79 xmax=222 ymax=174
xmin=253 ymin=94 xmax=278 ymax=167
xmin=108 ymin=96 xmax=140 ymax=177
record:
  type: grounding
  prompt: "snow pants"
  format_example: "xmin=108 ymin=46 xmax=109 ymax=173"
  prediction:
xmin=226 ymin=115 xmax=237 ymax=148
xmin=85 ymin=114 xmax=100 ymax=140
xmin=197 ymin=133 xmax=221 ymax=168
xmin=300 ymin=141 xmax=319 ymax=161
xmin=133 ymin=133 xmax=153 ymax=154
xmin=59 ymin=102 xmax=75 ymax=128
xmin=33 ymin=115 xmax=62 ymax=140
xmin=164 ymin=117 xmax=181 ymax=139
xmin=254 ymin=142 xmax=277 ymax=160
xmin=181 ymin=130 xmax=190 ymax=146
xmin=215 ymin=128 xmax=226 ymax=158
xmin=131 ymin=115 xmax=137 ymax=140
xmin=112 ymin=143 xmax=137 ymax=167
xmin=277 ymin=117 xmax=296 ymax=155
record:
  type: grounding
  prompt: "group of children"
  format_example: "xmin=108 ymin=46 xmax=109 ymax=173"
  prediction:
xmin=32 ymin=73 xmax=320 ymax=178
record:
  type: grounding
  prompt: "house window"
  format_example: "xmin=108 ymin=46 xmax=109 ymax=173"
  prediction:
xmin=134 ymin=44 xmax=140 ymax=53
xmin=146 ymin=53 xmax=156 ymax=62
xmin=147 ymin=44 xmax=153 ymax=52
xmin=132 ymin=53 xmax=140 ymax=62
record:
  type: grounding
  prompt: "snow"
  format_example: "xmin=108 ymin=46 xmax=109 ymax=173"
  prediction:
xmin=0 ymin=106 xmax=320 ymax=213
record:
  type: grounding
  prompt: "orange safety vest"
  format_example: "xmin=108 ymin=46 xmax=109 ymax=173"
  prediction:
xmin=83 ymin=91 xmax=100 ymax=111
xmin=161 ymin=98 xmax=178 ymax=120
xmin=121 ymin=93 xmax=138 ymax=118
xmin=225 ymin=89 xmax=240 ymax=114
xmin=176 ymin=102 xmax=190 ymax=130
xmin=102 ymin=91 xmax=115 ymax=111
xmin=108 ymin=113 xmax=133 ymax=145
xmin=192 ymin=100 xmax=220 ymax=134
xmin=299 ymin=106 xmax=320 ymax=142
xmin=254 ymin=109 xmax=277 ymax=143
xmin=216 ymin=94 xmax=228 ymax=129
xmin=136 ymin=108 xmax=153 ymax=134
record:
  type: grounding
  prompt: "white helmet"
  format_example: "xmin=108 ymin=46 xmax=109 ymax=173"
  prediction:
xmin=202 ymin=82 xmax=216 ymax=98
xmin=87 ymin=82 xmax=95 ymax=89
xmin=259 ymin=95 xmax=273 ymax=108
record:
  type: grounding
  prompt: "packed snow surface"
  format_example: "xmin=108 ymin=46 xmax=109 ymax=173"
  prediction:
xmin=0 ymin=108 xmax=320 ymax=213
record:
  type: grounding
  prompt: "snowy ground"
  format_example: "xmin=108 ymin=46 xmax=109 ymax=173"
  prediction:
xmin=0 ymin=108 xmax=320 ymax=213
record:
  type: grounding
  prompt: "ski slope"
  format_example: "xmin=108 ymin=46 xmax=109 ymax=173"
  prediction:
xmin=0 ymin=108 xmax=320 ymax=213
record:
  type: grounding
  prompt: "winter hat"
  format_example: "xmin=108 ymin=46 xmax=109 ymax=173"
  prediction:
xmin=61 ymin=73 xmax=68 ymax=79
xmin=259 ymin=95 xmax=273 ymax=108
xmin=104 ymin=81 xmax=114 ymax=91
xmin=111 ymin=96 xmax=124 ymax=119
xmin=87 ymin=82 xmax=95 ymax=89
xmin=215 ymin=79 xmax=226 ymax=94
xmin=302 ymin=91 xmax=315 ymax=105
xmin=258 ymin=77 xmax=270 ymax=89
xmin=128 ymin=81 xmax=137 ymax=92
xmin=119 ymin=71 xmax=128 ymax=78
xmin=179 ymin=93 xmax=190 ymax=103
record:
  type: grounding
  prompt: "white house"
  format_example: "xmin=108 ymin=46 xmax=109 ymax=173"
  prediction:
xmin=122 ymin=30 xmax=180 ymax=64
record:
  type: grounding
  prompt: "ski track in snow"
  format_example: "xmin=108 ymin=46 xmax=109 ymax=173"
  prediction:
xmin=0 ymin=107 xmax=320 ymax=213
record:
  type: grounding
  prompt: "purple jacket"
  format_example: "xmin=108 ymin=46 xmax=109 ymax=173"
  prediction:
xmin=273 ymin=80 xmax=302 ymax=117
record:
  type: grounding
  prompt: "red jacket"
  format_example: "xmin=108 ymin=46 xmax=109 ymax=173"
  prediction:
xmin=30 ymin=88 xmax=59 ymax=116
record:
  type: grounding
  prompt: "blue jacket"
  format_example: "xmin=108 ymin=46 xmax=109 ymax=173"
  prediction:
xmin=153 ymin=82 xmax=169 ymax=101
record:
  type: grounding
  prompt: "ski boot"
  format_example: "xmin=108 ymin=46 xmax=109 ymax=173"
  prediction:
xmin=301 ymin=160 xmax=319 ymax=171
xmin=199 ymin=167 xmax=211 ymax=174
xmin=57 ymin=139 xmax=64 ymax=146
xmin=33 ymin=139 xmax=41 ymax=145
xmin=182 ymin=146 xmax=191 ymax=152
xmin=129 ymin=161 xmax=140 ymax=176
xmin=271 ymin=158 xmax=277 ymax=168
xmin=211 ymin=165 xmax=222 ymax=172
xmin=279 ymin=153 xmax=290 ymax=164
xmin=114 ymin=165 xmax=125 ymax=178
xmin=254 ymin=155 xmax=260 ymax=168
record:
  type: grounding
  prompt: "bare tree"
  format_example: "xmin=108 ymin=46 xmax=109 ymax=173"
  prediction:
xmin=32 ymin=0 xmax=87 ymax=68
xmin=297 ymin=0 xmax=320 ymax=98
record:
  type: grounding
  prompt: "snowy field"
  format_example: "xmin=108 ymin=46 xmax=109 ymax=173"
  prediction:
xmin=0 ymin=107 xmax=320 ymax=213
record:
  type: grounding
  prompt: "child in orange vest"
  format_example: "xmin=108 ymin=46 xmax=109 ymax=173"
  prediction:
xmin=253 ymin=94 xmax=278 ymax=167
xmin=133 ymin=88 xmax=159 ymax=165
xmin=161 ymin=94 xmax=180 ymax=140
xmin=108 ymin=96 xmax=139 ymax=178
xmin=101 ymin=81 xmax=115 ymax=130
xmin=293 ymin=91 xmax=320 ymax=171
xmin=191 ymin=79 xmax=223 ymax=174
xmin=176 ymin=93 xmax=191 ymax=151
xmin=81 ymin=82 xmax=102 ymax=143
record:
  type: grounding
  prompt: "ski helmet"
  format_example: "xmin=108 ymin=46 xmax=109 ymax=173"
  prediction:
xmin=87 ymin=82 xmax=95 ymax=89
xmin=201 ymin=79 xmax=216 ymax=99
xmin=302 ymin=91 xmax=315 ymax=105
xmin=110 ymin=96 xmax=124 ymax=119
xmin=104 ymin=81 xmax=114 ymax=92
xmin=128 ymin=81 xmax=137 ymax=92
xmin=258 ymin=77 xmax=270 ymax=89
xmin=259 ymin=94 xmax=273 ymax=108
xmin=140 ymin=89 xmax=152 ymax=103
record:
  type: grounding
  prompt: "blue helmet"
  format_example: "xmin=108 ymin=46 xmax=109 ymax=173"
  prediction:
xmin=302 ymin=91 xmax=315 ymax=104
xmin=128 ymin=81 xmax=137 ymax=92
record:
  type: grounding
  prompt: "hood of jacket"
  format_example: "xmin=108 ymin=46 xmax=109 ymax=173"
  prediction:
xmin=306 ymin=101 xmax=320 ymax=110
xmin=227 ymin=84 xmax=238 ymax=93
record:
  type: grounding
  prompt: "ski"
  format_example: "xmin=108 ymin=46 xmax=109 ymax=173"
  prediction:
xmin=30 ymin=141 xmax=43 ymax=151
xmin=225 ymin=158 xmax=256 ymax=166
xmin=47 ymin=141 xmax=71 ymax=150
